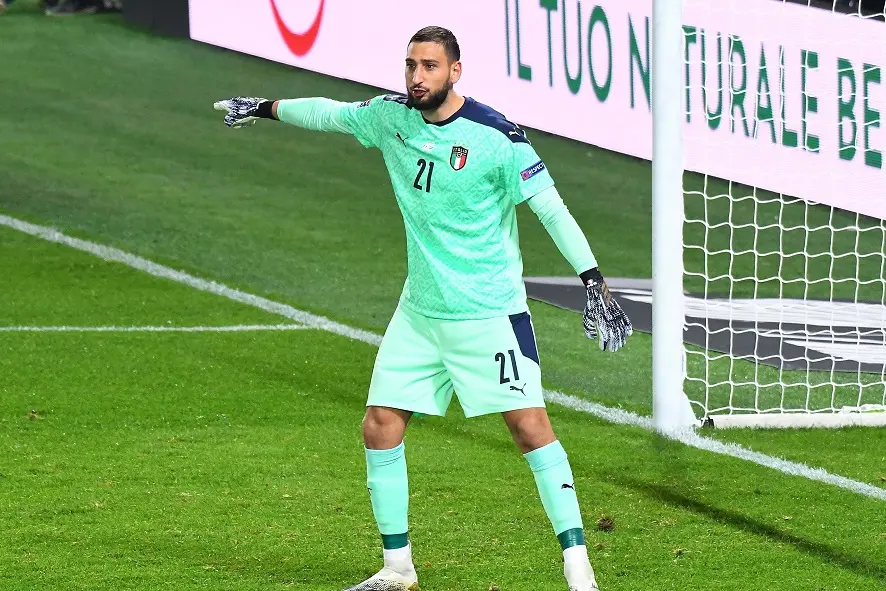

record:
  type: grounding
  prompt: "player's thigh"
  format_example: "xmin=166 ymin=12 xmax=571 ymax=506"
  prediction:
xmin=367 ymin=305 xmax=455 ymax=417
xmin=437 ymin=311 xmax=545 ymax=418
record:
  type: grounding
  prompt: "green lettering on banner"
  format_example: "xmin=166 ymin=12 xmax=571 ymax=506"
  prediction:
xmin=629 ymin=15 xmax=650 ymax=111
xmin=515 ymin=0 xmax=532 ymax=81
xmin=837 ymin=58 xmax=857 ymax=162
xmin=562 ymin=0 xmax=581 ymax=94
xmin=755 ymin=44 xmax=776 ymax=143
xmin=863 ymin=63 xmax=882 ymax=169
xmin=588 ymin=5 xmax=611 ymax=102
xmin=684 ymin=26 xmax=697 ymax=123
xmin=701 ymin=30 xmax=723 ymax=130
xmin=541 ymin=0 xmax=557 ymax=87
xmin=801 ymin=50 xmax=820 ymax=152
xmin=729 ymin=35 xmax=749 ymax=137
xmin=779 ymin=46 xmax=799 ymax=148
xmin=505 ymin=0 xmax=511 ymax=76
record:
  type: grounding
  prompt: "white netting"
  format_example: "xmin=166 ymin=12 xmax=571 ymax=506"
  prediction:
xmin=681 ymin=0 xmax=886 ymax=421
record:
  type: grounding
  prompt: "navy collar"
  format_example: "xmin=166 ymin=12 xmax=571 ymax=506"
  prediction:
xmin=423 ymin=96 xmax=472 ymax=127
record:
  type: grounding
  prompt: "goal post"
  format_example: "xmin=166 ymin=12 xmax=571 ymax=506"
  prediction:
xmin=651 ymin=0 xmax=886 ymax=429
xmin=651 ymin=0 xmax=698 ymax=433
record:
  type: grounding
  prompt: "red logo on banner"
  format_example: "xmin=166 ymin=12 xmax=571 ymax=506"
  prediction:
xmin=270 ymin=0 xmax=325 ymax=57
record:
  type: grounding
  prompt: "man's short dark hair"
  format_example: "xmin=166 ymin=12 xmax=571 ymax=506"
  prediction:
xmin=409 ymin=26 xmax=461 ymax=63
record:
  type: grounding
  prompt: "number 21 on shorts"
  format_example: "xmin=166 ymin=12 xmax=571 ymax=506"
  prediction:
xmin=495 ymin=349 xmax=520 ymax=384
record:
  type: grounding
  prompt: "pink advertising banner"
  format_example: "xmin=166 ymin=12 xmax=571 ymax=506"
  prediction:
xmin=190 ymin=0 xmax=886 ymax=219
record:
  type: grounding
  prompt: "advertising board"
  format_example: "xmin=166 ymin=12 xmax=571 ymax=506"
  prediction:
xmin=190 ymin=0 xmax=886 ymax=218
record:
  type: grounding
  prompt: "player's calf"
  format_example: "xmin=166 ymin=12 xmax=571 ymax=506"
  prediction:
xmin=355 ymin=412 xmax=419 ymax=591
xmin=521 ymin=438 xmax=600 ymax=590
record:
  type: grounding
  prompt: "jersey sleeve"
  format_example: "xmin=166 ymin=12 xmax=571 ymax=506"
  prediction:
xmin=338 ymin=95 xmax=388 ymax=149
xmin=505 ymin=137 xmax=556 ymax=205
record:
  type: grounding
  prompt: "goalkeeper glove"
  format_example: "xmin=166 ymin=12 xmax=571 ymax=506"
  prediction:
xmin=580 ymin=267 xmax=633 ymax=352
xmin=213 ymin=97 xmax=276 ymax=128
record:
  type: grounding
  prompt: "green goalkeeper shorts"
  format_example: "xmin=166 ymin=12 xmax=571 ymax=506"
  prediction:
xmin=366 ymin=304 xmax=546 ymax=418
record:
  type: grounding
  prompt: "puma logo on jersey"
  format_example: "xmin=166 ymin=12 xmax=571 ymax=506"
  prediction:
xmin=509 ymin=383 xmax=526 ymax=395
xmin=396 ymin=132 xmax=407 ymax=144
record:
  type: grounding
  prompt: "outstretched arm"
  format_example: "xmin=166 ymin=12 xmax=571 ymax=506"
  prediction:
xmin=213 ymin=97 xmax=353 ymax=132
xmin=273 ymin=98 xmax=351 ymax=132
xmin=213 ymin=95 xmax=384 ymax=148
xmin=526 ymin=186 xmax=633 ymax=352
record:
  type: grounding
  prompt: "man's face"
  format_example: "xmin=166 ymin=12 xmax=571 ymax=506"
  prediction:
xmin=405 ymin=41 xmax=459 ymax=111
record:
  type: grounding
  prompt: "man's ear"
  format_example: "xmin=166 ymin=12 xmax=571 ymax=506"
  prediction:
xmin=451 ymin=60 xmax=463 ymax=83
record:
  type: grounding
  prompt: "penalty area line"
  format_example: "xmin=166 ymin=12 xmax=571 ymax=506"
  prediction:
xmin=0 ymin=324 xmax=309 ymax=333
xmin=2 ymin=212 xmax=884 ymax=503
xmin=0 ymin=214 xmax=381 ymax=346
xmin=543 ymin=390 xmax=886 ymax=502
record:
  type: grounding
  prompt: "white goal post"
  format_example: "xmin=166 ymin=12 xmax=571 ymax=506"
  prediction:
xmin=651 ymin=0 xmax=886 ymax=430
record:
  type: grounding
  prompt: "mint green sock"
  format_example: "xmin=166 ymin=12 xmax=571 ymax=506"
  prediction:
xmin=365 ymin=442 xmax=409 ymax=549
xmin=524 ymin=440 xmax=585 ymax=549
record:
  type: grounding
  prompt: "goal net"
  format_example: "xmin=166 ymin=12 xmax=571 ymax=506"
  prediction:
xmin=654 ymin=0 xmax=886 ymax=429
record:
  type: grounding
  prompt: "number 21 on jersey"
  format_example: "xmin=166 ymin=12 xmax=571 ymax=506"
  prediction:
xmin=413 ymin=158 xmax=434 ymax=193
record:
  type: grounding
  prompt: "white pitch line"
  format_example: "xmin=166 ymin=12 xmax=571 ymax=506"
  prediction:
xmin=0 ymin=214 xmax=381 ymax=347
xmin=544 ymin=390 xmax=886 ymax=501
xmin=2 ymin=213 xmax=884 ymax=503
xmin=0 ymin=324 xmax=308 ymax=333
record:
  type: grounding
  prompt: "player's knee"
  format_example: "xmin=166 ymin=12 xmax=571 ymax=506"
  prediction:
xmin=509 ymin=410 xmax=555 ymax=452
xmin=361 ymin=410 xmax=383 ymax=440
xmin=362 ymin=406 xmax=407 ymax=449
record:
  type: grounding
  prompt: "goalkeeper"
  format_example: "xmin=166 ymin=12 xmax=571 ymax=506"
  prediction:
xmin=214 ymin=25 xmax=632 ymax=591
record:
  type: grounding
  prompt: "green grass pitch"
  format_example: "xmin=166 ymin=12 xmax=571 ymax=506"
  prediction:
xmin=0 ymin=3 xmax=884 ymax=590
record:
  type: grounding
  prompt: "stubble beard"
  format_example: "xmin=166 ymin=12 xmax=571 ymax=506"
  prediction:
xmin=407 ymin=81 xmax=452 ymax=111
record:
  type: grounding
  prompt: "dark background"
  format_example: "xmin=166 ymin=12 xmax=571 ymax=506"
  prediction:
xmin=123 ymin=0 xmax=188 ymax=38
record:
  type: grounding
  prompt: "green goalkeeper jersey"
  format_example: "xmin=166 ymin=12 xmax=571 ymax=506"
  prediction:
xmin=339 ymin=94 xmax=555 ymax=320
